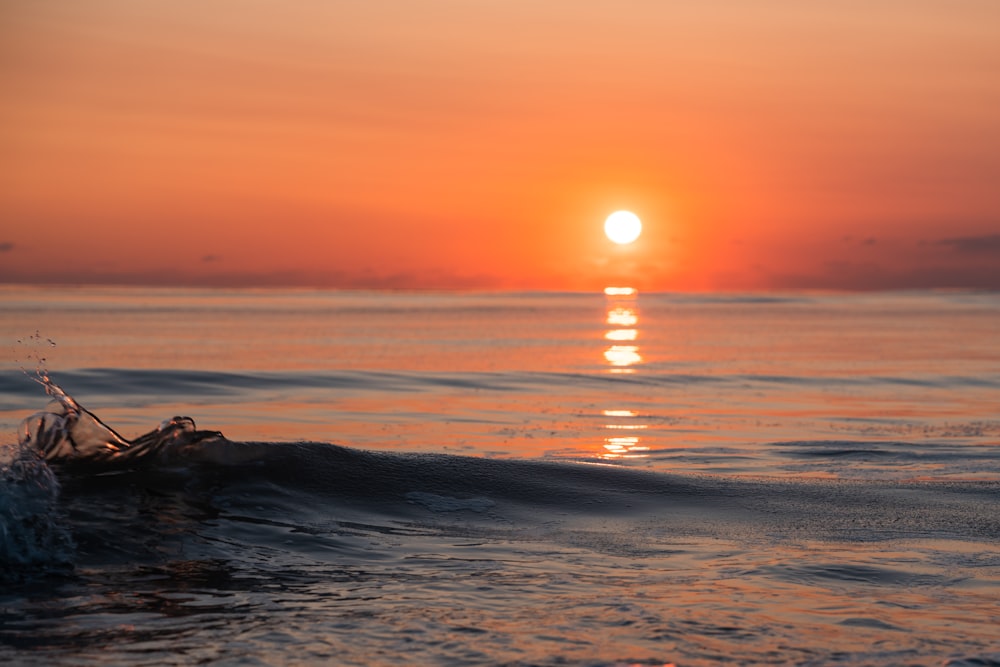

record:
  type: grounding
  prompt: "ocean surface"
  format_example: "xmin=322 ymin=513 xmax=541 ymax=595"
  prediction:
xmin=1 ymin=285 xmax=999 ymax=666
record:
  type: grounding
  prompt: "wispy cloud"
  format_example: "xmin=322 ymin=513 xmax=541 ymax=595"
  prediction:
xmin=936 ymin=234 xmax=1000 ymax=255
xmin=0 ymin=242 xmax=13 ymax=252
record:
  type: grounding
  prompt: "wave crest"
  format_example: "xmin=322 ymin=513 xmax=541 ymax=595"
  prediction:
xmin=18 ymin=380 xmax=224 ymax=467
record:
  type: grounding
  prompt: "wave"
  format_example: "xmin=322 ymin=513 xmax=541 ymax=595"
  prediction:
xmin=6 ymin=367 xmax=1000 ymax=412
xmin=4 ymin=379 xmax=998 ymax=580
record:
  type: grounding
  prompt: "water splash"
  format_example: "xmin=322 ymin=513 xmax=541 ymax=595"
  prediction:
xmin=17 ymin=372 xmax=224 ymax=466
xmin=18 ymin=374 xmax=131 ymax=462
xmin=0 ymin=442 xmax=74 ymax=572
xmin=3 ymin=366 xmax=226 ymax=574
xmin=15 ymin=330 xmax=58 ymax=388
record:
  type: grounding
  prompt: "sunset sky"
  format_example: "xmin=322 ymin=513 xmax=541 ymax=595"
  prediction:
xmin=2 ymin=1 xmax=998 ymax=291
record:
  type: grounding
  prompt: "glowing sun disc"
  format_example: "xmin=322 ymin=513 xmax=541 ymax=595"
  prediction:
xmin=604 ymin=211 xmax=642 ymax=245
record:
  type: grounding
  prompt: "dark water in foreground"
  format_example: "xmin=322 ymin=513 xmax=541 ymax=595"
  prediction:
xmin=2 ymin=286 xmax=999 ymax=665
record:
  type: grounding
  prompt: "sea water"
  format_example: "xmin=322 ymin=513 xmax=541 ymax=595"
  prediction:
xmin=1 ymin=285 xmax=999 ymax=665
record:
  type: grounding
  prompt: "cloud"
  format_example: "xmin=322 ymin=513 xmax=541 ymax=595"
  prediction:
xmin=936 ymin=234 xmax=1000 ymax=255
xmin=764 ymin=260 xmax=1000 ymax=291
xmin=201 ymin=254 xmax=222 ymax=263
xmin=0 ymin=262 xmax=503 ymax=291
xmin=0 ymin=242 xmax=13 ymax=252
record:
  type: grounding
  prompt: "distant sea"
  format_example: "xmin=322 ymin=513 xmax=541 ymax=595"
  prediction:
xmin=2 ymin=285 xmax=999 ymax=666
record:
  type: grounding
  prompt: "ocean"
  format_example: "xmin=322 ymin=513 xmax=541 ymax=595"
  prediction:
xmin=1 ymin=284 xmax=999 ymax=665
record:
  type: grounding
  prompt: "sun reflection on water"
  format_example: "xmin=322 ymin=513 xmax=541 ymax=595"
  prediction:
xmin=604 ymin=345 xmax=641 ymax=368
xmin=601 ymin=287 xmax=648 ymax=460
xmin=606 ymin=307 xmax=638 ymax=328
xmin=602 ymin=407 xmax=650 ymax=459
xmin=605 ymin=328 xmax=637 ymax=342
xmin=604 ymin=287 xmax=642 ymax=373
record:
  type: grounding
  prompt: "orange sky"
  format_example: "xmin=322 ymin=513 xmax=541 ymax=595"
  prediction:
xmin=2 ymin=1 xmax=999 ymax=291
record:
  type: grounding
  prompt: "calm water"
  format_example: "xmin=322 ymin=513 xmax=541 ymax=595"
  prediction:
xmin=1 ymin=285 xmax=999 ymax=665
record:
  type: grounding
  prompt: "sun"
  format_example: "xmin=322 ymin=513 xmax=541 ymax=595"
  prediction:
xmin=604 ymin=211 xmax=642 ymax=245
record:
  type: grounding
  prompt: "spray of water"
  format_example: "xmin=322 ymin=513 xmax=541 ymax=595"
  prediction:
xmin=0 ymin=438 xmax=74 ymax=572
